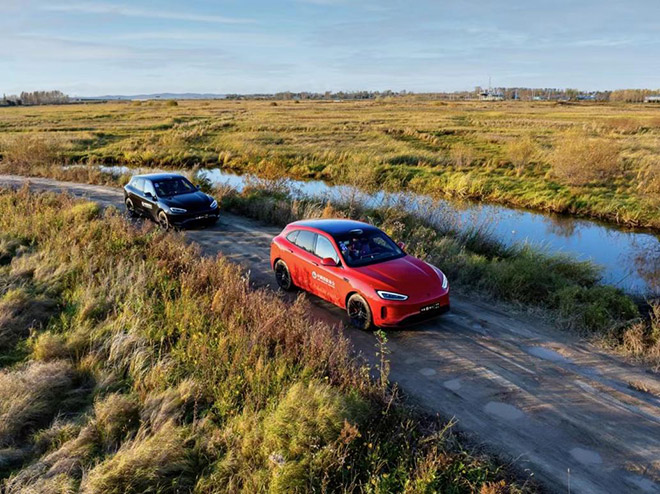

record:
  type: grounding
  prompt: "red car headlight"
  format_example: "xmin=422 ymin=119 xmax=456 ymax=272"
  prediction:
xmin=376 ymin=290 xmax=409 ymax=301
xmin=428 ymin=263 xmax=449 ymax=290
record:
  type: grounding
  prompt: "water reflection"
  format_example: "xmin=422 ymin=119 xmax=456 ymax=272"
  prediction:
xmin=634 ymin=243 xmax=660 ymax=297
xmin=82 ymin=164 xmax=660 ymax=296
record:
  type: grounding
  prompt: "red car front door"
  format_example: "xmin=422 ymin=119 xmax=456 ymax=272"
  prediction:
xmin=310 ymin=233 xmax=348 ymax=306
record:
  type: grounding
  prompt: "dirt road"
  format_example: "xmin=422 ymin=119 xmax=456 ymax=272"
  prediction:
xmin=2 ymin=175 xmax=660 ymax=494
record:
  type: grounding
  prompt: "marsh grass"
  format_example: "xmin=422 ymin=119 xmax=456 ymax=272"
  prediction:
xmin=619 ymin=303 xmax=660 ymax=369
xmin=1 ymin=99 xmax=659 ymax=228
xmin=549 ymin=132 xmax=622 ymax=186
xmin=0 ymin=189 xmax=528 ymax=493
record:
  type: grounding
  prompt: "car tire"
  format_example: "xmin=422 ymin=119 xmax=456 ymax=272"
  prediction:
xmin=274 ymin=260 xmax=295 ymax=291
xmin=125 ymin=198 xmax=138 ymax=218
xmin=157 ymin=211 xmax=171 ymax=230
xmin=347 ymin=294 xmax=373 ymax=331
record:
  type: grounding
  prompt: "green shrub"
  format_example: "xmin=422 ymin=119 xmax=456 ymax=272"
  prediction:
xmin=555 ymin=285 xmax=639 ymax=332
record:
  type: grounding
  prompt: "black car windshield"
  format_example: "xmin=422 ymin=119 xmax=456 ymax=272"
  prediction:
xmin=334 ymin=229 xmax=404 ymax=267
xmin=152 ymin=177 xmax=196 ymax=197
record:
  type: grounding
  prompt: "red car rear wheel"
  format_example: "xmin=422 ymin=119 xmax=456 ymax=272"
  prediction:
xmin=274 ymin=260 xmax=295 ymax=291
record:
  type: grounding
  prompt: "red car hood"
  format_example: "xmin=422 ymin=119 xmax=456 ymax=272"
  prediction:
xmin=353 ymin=255 xmax=444 ymax=298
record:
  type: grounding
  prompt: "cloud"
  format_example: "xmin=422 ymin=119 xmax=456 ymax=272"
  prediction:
xmin=44 ymin=2 xmax=255 ymax=24
xmin=113 ymin=30 xmax=294 ymax=47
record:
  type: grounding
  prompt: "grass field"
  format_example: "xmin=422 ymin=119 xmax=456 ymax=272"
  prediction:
xmin=0 ymin=188 xmax=529 ymax=493
xmin=1 ymin=99 xmax=660 ymax=228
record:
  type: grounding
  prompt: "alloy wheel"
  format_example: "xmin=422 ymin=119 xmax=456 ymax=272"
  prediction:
xmin=125 ymin=198 xmax=137 ymax=217
xmin=347 ymin=295 xmax=372 ymax=330
xmin=275 ymin=261 xmax=294 ymax=291
xmin=158 ymin=211 xmax=170 ymax=230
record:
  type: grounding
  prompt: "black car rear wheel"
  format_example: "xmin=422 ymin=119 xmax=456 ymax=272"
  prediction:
xmin=157 ymin=211 xmax=171 ymax=230
xmin=125 ymin=198 xmax=138 ymax=218
xmin=274 ymin=260 xmax=295 ymax=291
xmin=347 ymin=294 xmax=373 ymax=331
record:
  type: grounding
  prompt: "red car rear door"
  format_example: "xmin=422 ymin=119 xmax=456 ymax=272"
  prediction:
xmin=289 ymin=229 xmax=317 ymax=292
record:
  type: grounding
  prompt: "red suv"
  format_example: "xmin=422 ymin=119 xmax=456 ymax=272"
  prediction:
xmin=270 ymin=219 xmax=450 ymax=329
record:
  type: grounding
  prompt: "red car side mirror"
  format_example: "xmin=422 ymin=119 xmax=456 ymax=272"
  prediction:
xmin=397 ymin=241 xmax=406 ymax=250
xmin=321 ymin=257 xmax=338 ymax=267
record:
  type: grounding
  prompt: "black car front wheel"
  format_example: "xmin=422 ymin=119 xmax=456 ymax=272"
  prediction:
xmin=274 ymin=260 xmax=295 ymax=291
xmin=157 ymin=211 xmax=171 ymax=230
xmin=125 ymin=198 xmax=138 ymax=218
xmin=347 ymin=294 xmax=373 ymax=331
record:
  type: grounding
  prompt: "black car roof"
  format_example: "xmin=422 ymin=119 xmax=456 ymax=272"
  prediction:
xmin=132 ymin=173 xmax=187 ymax=181
xmin=289 ymin=219 xmax=378 ymax=236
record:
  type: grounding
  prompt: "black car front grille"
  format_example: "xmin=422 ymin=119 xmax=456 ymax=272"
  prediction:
xmin=170 ymin=209 xmax=219 ymax=225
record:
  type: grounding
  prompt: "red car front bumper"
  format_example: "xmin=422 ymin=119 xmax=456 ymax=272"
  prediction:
xmin=372 ymin=291 xmax=450 ymax=328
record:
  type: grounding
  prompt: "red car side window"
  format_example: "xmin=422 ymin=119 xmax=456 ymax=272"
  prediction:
xmin=295 ymin=230 xmax=316 ymax=253
xmin=315 ymin=235 xmax=339 ymax=264
xmin=286 ymin=230 xmax=299 ymax=244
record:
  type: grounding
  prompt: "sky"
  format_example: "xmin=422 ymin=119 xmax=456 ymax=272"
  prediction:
xmin=2 ymin=0 xmax=659 ymax=96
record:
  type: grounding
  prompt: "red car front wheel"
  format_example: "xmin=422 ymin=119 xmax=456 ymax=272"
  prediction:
xmin=347 ymin=294 xmax=373 ymax=331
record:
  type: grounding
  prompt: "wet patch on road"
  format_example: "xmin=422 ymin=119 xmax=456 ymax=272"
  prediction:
xmin=484 ymin=401 xmax=525 ymax=421
xmin=419 ymin=368 xmax=437 ymax=377
xmin=570 ymin=447 xmax=602 ymax=465
xmin=443 ymin=378 xmax=462 ymax=391
xmin=525 ymin=346 xmax=571 ymax=364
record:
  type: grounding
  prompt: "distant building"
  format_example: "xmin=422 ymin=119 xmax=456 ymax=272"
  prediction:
xmin=479 ymin=89 xmax=504 ymax=101
xmin=644 ymin=95 xmax=660 ymax=103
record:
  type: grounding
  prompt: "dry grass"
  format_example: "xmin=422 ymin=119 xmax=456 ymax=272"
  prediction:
xmin=505 ymin=136 xmax=538 ymax=176
xmin=80 ymin=422 xmax=194 ymax=494
xmin=0 ymin=361 xmax=75 ymax=447
xmin=0 ymin=289 xmax=57 ymax=351
xmin=450 ymin=142 xmax=476 ymax=168
xmin=0 ymin=134 xmax=65 ymax=166
xmin=639 ymin=155 xmax=660 ymax=194
xmin=619 ymin=303 xmax=660 ymax=369
xmin=0 ymin=189 xmax=529 ymax=493
xmin=549 ymin=132 xmax=621 ymax=185
xmin=605 ymin=117 xmax=644 ymax=135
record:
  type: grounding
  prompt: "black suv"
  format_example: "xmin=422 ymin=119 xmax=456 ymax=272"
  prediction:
xmin=124 ymin=173 xmax=219 ymax=229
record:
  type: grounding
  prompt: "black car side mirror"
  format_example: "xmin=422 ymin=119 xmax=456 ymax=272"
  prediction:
xmin=144 ymin=192 xmax=154 ymax=200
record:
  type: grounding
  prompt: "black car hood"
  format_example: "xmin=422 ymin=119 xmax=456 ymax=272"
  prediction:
xmin=160 ymin=191 xmax=211 ymax=210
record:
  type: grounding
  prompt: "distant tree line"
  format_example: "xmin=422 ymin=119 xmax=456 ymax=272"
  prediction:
xmin=226 ymin=90 xmax=407 ymax=101
xmin=226 ymin=88 xmax=660 ymax=103
xmin=609 ymin=89 xmax=659 ymax=103
xmin=1 ymin=90 xmax=70 ymax=106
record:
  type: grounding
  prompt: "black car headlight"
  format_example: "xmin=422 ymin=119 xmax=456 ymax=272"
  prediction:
xmin=376 ymin=290 xmax=409 ymax=301
xmin=169 ymin=207 xmax=187 ymax=214
xmin=209 ymin=199 xmax=218 ymax=209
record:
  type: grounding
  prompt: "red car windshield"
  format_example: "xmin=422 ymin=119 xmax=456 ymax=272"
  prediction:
xmin=335 ymin=229 xmax=404 ymax=267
